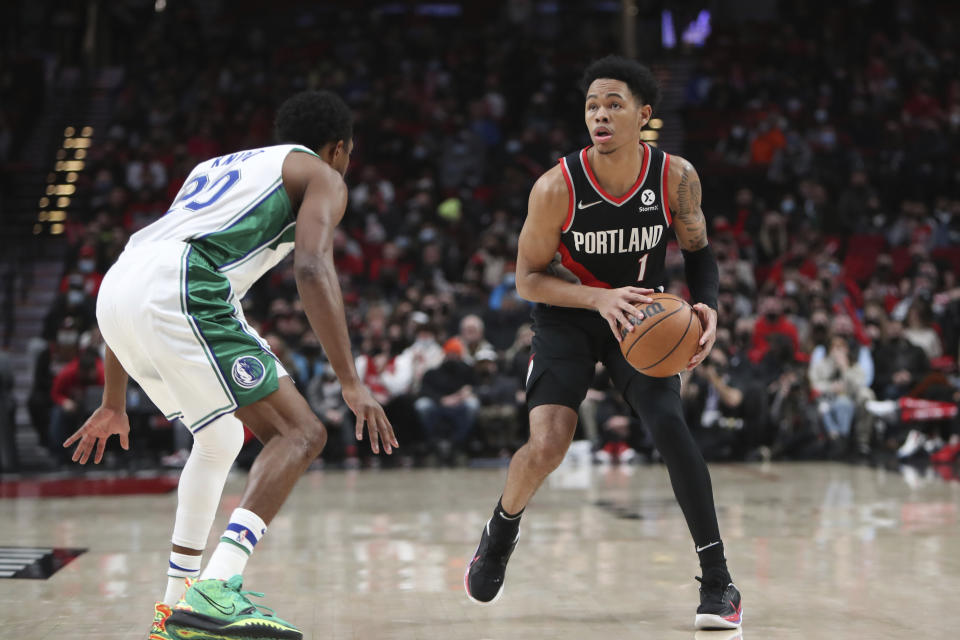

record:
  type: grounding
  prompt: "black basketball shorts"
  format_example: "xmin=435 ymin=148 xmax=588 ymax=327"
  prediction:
xmin=525 ymin=304 xmax=681 ymax=412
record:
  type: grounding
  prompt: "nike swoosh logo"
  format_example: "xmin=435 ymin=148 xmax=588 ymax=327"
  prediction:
xmin=723 ymin=600 xmax=742 ymax=622
xmin=197 ymin=588 xmax=236 ymax=616
xmin=696 ymin=541 xmax=720 ymax=552
xmin=577 ymin=200 xmax=602 ymax=209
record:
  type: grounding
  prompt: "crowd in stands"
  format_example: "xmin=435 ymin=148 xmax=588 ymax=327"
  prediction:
xmin=677 ymin=4 xmax=960 ymax=467
xmin=19 ymin=1 xmax=960 ymax=472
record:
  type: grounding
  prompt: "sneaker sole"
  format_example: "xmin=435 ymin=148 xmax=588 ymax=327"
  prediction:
xmin=693 ymin=628 xmax=743 ymax=640
xmin=463 ymin=525 xmax=519 ymax=606
xmin=167 ymin=610 xmax=302 ymax=640
xmin=695 ymin=611 xmax=743 ymax=630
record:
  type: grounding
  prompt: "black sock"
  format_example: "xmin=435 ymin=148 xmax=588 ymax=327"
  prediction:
xmin=488 ymin=497 xmax=523 ymax=538
xmin=696 ymin=540 xmax=729 ymax=580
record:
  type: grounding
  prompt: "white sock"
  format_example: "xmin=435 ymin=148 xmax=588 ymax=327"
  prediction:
xmin=200 ymin=508 xmax=267 ymax=581
xmin=163 ymin=551 xmax=201 ymax=605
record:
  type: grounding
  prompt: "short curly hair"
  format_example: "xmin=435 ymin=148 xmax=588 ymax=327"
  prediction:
xmin=274 ymin=90 xmax=353 ymax=151
xmin=580 ymin=55 xmax=660 ymax=110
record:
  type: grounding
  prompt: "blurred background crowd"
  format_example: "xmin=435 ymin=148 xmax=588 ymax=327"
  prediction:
xmin=2 ymin=0 xmax=959 ymax=474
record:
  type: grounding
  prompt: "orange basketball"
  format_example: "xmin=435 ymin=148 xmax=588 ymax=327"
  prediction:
xmin=619 ymin=293 xmax=702 ymax=377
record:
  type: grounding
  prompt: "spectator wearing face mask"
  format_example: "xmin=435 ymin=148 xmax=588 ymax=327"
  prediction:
xmin=44 ymin=275 xmax=97 ymax=342
xmin=901 ymin=299 xmax=943 ymax=359
xmin=715 ymin=122 xmax=750 ymax=166
xmin=750 ymin=297 xmax=800 ymax=364
xmin=809 ymin=315 xmax=876 ymax=455
xmin=931 ymin=196 xmax=960 ymax=247
xmin=60 ymin=245 xmax=104 ymax=297
xmin=391 ymin=316 xmax=445 ymax=394
xmin=415 ymin=337 xmax=478 ymax=465
xmin=472 ymin=347 xmax=522 ymax=456
xmin=872 ymin=320 xmax=930 ymax=400
xmin=809 ymin=335 xmax=870 ymax=456
xmin=290 ymin=331 xmax=326 ymax=387
xmin=810 ymin=314 xmax=874 ymax=388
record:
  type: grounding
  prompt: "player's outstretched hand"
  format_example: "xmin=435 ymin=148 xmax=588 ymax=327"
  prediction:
xmin=687 ymin=303 xmax=718 ymax=371
xmin=62 ymin=406 xmax=130 ymax=464
xmin=342 ymin=383 xmax=399 ymax=455
xmin=595 ymin=286 xmax=655 ymax=342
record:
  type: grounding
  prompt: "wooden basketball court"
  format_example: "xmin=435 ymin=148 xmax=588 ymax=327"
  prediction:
xmin=1 ymin=461 xmax=957 ymax=639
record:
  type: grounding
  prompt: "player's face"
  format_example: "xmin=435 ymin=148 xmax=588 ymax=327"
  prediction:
xmin=584 ymin=79 xmax=650 ymax=153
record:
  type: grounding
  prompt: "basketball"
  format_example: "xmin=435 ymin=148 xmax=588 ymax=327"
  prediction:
xmin=619 ymin=293 xmax=702 ymax=377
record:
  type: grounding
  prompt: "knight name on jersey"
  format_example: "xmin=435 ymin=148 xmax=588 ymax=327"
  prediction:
xmin=572 ymin=225 xmax=663 ymax=255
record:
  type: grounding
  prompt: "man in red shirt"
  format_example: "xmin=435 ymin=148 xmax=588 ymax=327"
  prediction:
xmin=750 ymin=297 xmax=799 ymax=363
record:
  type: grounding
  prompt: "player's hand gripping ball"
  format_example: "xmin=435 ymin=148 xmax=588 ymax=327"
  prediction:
xmin=619 ymin=293 xmax=702 ymax=377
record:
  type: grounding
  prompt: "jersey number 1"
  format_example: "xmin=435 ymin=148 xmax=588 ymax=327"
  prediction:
xmin=637 ymin=253 xmax=649 ymax=281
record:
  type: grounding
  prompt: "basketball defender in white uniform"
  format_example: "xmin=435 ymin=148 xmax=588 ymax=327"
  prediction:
xmin=64 ymin=91 xmax=397 ymax=640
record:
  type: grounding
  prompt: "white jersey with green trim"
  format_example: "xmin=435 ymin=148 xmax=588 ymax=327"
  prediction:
xmin=127 ymin=144 xmax=316 ymax=299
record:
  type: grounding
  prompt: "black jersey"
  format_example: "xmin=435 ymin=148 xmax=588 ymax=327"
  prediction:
xmin=547 ymin=143 xmax=672 ymax=291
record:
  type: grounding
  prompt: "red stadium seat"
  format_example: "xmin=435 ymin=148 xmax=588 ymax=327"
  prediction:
xmin=843 ymin=234 xmax=887 ymax=282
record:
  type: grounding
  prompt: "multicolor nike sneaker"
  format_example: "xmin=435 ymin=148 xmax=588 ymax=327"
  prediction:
xmin=148 ymin=602 xmax=174 ymax=640
xmin=694 ymin=570 xmax=743 ymax=630
xmin=165 ymin=575 xmax=302 ymax=640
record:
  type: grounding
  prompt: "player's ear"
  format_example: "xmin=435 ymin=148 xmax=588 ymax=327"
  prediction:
xmin=317 ymin=140 xmax=344 ymax=166
xmin=639 ymin=103 xmax=652 ymax=129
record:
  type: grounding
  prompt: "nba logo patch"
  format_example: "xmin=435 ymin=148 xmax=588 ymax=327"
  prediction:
xmin=640 ymin=189 xmax=656 ymax=206
xmin=232 ymin=356 xmax=265 ymax=389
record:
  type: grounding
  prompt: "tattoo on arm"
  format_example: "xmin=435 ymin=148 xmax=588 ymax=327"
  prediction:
xmin=675 ymin=160 xmax=708 ymax=250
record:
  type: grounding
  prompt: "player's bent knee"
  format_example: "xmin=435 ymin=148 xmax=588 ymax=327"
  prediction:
xmin=192 ymin=414 xmax=245 ymax=461
xmin=293 ymin=419 xmax=327 ymax=459
xmin=306 ymin=421 xmax=328 ymax=456
xmin=528 ymin=439 xmax=569 ymax=474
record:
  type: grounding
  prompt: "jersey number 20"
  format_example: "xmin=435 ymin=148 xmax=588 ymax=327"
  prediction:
xmin=173 ymin=170 xmax=241 ymax=212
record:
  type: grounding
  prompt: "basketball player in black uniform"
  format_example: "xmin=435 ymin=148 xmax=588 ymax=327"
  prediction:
xmin=465 ymin=56 xmax=742 ymax=630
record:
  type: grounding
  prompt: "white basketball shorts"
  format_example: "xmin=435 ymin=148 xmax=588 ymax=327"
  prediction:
xmin=96 ymin=240 xmax=287 ymax=432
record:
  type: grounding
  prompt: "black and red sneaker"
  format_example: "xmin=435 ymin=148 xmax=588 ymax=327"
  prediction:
xmin=695 ymin=572 xmax=743 ymax=630
xmin=464 ymin=519 xmax=520 ymax=605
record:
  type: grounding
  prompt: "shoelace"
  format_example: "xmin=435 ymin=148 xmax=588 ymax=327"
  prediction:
xmin=224 ymin=578 xmax=278 ymax=617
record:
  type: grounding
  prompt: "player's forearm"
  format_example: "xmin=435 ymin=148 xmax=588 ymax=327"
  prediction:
xmin=295 ymin=258 xmax=362 ymax=389
xmin=681 ymin=244 xmax=719 ymax=310
xmin=102 ymin=345 xmax=128 ymax=411
xmin=516 ymin=271 xmax=604 ymax=311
